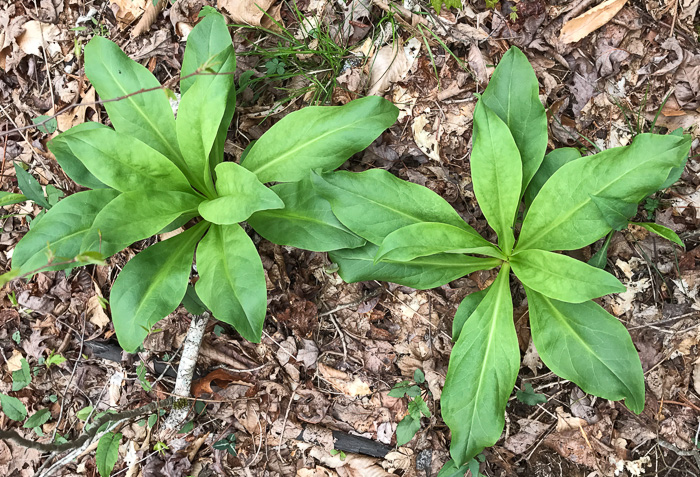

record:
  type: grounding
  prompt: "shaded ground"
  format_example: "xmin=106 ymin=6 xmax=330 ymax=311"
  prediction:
xmin=1 ymin=0 xmax=700 ymax=475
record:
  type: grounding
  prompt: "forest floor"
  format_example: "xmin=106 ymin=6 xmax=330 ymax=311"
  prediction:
xmin=1 ymin=0 xmax=700 ymax=475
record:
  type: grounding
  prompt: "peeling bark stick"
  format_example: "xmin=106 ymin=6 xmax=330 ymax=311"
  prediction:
xmin=163 ymin=312 xmax=210 ymax=430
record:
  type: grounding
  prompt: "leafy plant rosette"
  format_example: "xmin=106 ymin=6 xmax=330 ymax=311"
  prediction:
xmin=6 ymin=10 xmax=398 ymax=352
xmin=312 ymin=47 xmax=691 ymax=465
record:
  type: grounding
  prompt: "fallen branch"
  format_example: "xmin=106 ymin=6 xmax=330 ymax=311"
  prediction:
xmin=163 ymin=312 xmax=210 ymax=430
xmin=0 ymin=396 xmax=174 ymax=453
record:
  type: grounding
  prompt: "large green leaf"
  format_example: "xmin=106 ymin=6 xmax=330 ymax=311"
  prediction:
xmin=312 ymin=170 xmax=471 ymax=245
xmin=481 ymin=47 xmax=547 ymax=191
xmin=111 ymin=222 xmax=208 ymax=352
xmin=96 ymin=432 xmax=123 ymax=477
xmin=523 ymin=147 xmax=581 ymax=208
xmin=56 ymin=127 xmax=191 ymax=193
xmin=84 ymin=37 xmax=184 ymax=170
xmin=452 ymin=287 xmax=489 ymax=341
xmin=242 ymin=97 xmax=399 ymax=183
xmin=247 ymin=179 xmax=365 ymax=251
xmin=517 ymin=133 xmax=691 ymax=251
xmin=195 ymin=224 xmax=266 ymax=342
xmin=510 ymin=249 xmax=625 ymax=303
xmin=181 ymin=12 xmax=235 ymax=171
xmin=441 ymin=265 xmax=518 ymax=465
xmin=12 ymin=189 xmax=120 ymax=273
xmin=82 ymin=191 xmax=203 ymax=257
xmin=526 ymin=289 xmax=645 ymax=413
xmin=176 ymin=45 xmax=236 ymax=196
xmin=48 ymin=122 xmax=108 ymax=189
xmin=329 ymin=243 xmax=501 ymax=290
xmin=181 ymin=12 xmax=231 ymax=94
xmin=198 ymin=162 xmax=283 ymax=224
xmin=376 ymin=222 xmax=503 ymax=262
xmin=470 ymin=100 xmax=522 ymax=253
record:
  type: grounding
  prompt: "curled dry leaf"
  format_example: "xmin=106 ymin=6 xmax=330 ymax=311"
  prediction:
xmin=559 ymin=0 xmax=628 ymax=44
xmin=16 ymin=20 xmax=60 ymax=56
xmin=367 ymin=38 xmax=420 ymax=96
xmin=131 ymin=0 xmax=165 ymax=38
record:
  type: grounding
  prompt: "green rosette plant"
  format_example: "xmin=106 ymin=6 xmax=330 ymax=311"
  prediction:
xmin=8 ymin=10 xmax=398 ymax=352
xmin=312 ymin=47 xmax=691 ymax=466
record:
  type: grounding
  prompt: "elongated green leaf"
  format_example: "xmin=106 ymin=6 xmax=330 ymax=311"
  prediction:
xmin=12 ymin=189 xmax=121 ymax=273
xmin=441 ymin=265 xmax=518 ymax=465
xmin=247 ymin=179 xmax=365 ymax=251
xmin=82 ymin=190 xmax=203 ymax=257
xmin=24 ymin=408 xmax=51 ymax=428
xmin=312 ymin=170 xmax=471 ymax=245
xmin=510 ymin=249 xmax=625 ymax=303
xmin=470 ymin=100 xmax=522 ymax=253
xmin=15 ymin=164 xmax=50 ymax=209
xmin=658 ymin=128 xmax=687 ymax=190
xmin=437 ymin=459 xmax=472 ymax=477
xmin=176 ymin=46 xmax=236 ymax=195
xmin=481 ymin=47 xmax=547 ymax=191
xmin=242 ymin=97 xmax=399 ymax=183
xmin=96 ymin=432 xmax=122 ymax=477
xmin=631 ymin=222 xmax=684 ymax=247
xmin=196 ymin=224 xmax=266 ymax=342
xmin=526 ymin=289 xmax=645 ymax=413
xmin=452 ymin=287 xmax=489 ymax=341
xmin=84 ymin=37 xmax=183 ymax=169
xmin=518 ymin=133 xmax=691 ymax=251
xmin=198 ymin=162 xmax=283 ymax=224
xmin=181 ymin=12 xmax=231 ymax=94
xmin=329 ymin=243 xmax=501 ymax=290
xmin=377 ymin=222 xmax=503 ymax=263
xmin=0 ymin=393 xmax=27 ymax=421
xmin=48 ymin=122 xmax=109 ymax=189
xmin=588 ymin=231 xmax=613 ymax=269
xmin=523 ymin=147 xmax=581 ymax=207
xmin=57 ymin=127 xmax=191 ymax=193
xmin=0 ymin=192 xmax=27 ymax=207
xmin=12 ymin=358 xmax=31 ymax=391
xmin=111 ymin=222 xmax=207 ymax=352
xmin=181 ymin=12 xmax=235 ymax=171
xmin=589 ymin=195 xmax=637 ymax=231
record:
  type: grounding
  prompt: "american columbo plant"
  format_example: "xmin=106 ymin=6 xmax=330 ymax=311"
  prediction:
xmin=7 ymin=10 xmax=398 ymax=352
xmin=311 ymin=47 xmax=691 ymax=466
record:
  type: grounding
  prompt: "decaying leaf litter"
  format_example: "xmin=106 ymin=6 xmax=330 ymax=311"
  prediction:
xmin=1 ymin=0 xmax=700 ymax=475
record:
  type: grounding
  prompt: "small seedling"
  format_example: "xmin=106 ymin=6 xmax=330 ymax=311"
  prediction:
xmin=213 ymin=433 xmax=237 ymax=456
xmin=45 ymin=351 xmax=67 ymax=368
xmin=515 ymin=383 xmax=547 ymax=406
xmin=265 ymin=58 xmax=286 ymax=75
xmin=391 ymin=369 xmax=431 ymax=446
xmin=154 ymin=441 xmax=169 ymax=455
xmin=330 ymin=448 xmax=347 ymax=460
xmin=136 ymin=362 xmax=153 ymax=392
xmin=11 ymin=329 xmax=20 ymax=343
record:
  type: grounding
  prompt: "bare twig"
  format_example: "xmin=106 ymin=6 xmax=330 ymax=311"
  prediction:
xmin=0 ymin=397 xmax=174 ymax=453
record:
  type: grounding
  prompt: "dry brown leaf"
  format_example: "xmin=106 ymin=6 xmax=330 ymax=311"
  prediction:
xmin=218 ymin=0 xmax=277 ymax=26
xmin=87 ymin=294 xmax=110 ymax=328
xmin=411 ymin=114 xmax=440 ymax=162
xmin=367 ymin=38 xmax=420 ymax=96
xmin=559 ymin=0 xmax=628 ymax=44
xmin=6 ymin=349 xmax=24 ymax=372
xmin=192 ymin=368 xmax=253 ymax=397
xmin=110 ymin=0 xmax=146 ymax=27
xmin=554 ymin=406 xmax=587 ymax=432
xmin=131 ymin=0 xmax=165 ymax=38
xmin=16 ymin=20 xmax=60 ymax=56
xmin=318 ymin=363 xmax=371 ymax=397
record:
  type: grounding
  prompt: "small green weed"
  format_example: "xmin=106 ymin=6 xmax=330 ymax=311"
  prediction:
xmin=390 ymin=369 xmax=431 ymax=446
